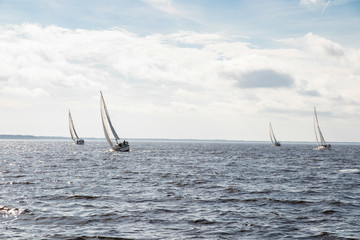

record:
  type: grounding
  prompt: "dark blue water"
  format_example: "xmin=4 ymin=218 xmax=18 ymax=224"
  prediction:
xmin=1 ymin=140 xmax=359 ymax=239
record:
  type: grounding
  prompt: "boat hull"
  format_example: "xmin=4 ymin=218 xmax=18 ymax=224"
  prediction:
xmin=75 ymin=139 xmax=85 ymax=145
xmin=111 ymin=144 xmax=130 ymax=152
xmin=317 ymin=144 xmax=331 ymax=150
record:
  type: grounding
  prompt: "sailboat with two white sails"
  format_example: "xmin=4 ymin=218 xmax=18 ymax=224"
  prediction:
xmin=100 ymin=91 xmax=130 ymax=152
xmin=269 ymin=122 xmax=281 ymax=146
xmin=68 ymin=110 xmax=85 ymax=145
xmin=313 ymin=107 xmax=331 ymax=150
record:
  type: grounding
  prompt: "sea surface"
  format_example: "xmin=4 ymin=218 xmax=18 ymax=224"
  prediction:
xmin=1 ymin=140 xmax=359 ymax=239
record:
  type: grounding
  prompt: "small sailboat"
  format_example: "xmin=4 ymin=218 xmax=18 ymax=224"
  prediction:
xmin=100 ymin=91 xmax=129 ymax=152
xmin=313 ymin=107 xmax=331 ymax=150
xmin=269 ymin=122 xmax=281 ymax=146
xmin=68 ymin=110 xmax=85 ymax=145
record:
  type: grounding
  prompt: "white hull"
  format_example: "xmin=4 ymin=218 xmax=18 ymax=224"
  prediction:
xmin=317 ymin=144 xmax=331 ymax=150
xmin=111 ymin=145 xmax=130 ymax=152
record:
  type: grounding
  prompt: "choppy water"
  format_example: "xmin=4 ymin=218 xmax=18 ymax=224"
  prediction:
xmin=1 ymin=140 xmax=359 ymax=239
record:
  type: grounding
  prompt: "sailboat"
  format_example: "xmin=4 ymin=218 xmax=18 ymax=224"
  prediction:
xmin=269 ymin=122 xmax=281 ymax=146
xmin=68 ymin=110 xmax=85 ymax=145
xmin=100 ymin=91 xmax=130 ymax=152
xmin=313 ymin=107 xmax=331 ymax=150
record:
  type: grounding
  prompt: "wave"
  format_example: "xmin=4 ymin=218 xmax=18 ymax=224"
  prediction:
xmin=241 ymin=197 xmax=312 ymax=205
xmin=1 ymin=181 xmax=33 ymax=185
xmin=321 ymin=209 xmax=337 ymax=215
xmin=66 ymin=195 xmax=100 ymax=200
xmin=189 ymin=218 xmax=217 ymax=225
xmin=339 ymin=169 xmax=359 ymax=174
xmin=0 ymin=205 xmax=31 ymax=217
xmin=44 ymin=234 xmax=135 ymax=240
xmin=309 ymin=231 xmax=346 ymax=239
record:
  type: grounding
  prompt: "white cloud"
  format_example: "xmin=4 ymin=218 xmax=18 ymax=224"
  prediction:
xmin=278 ymin=32 xmax=360 ymax=67
xmin=142 ymin=0 xmax=180 ymax=15
xmin=0 ymin=87 xmax=49 ymax=97
xmin=300 ymin=0 xmax=326 ymax=6
xmin=157 ymin=30 xmax=226 ymax=45
xmin=0 ymin=24 xmax=359 ymax=141
xmin=300 ymin=0 xmax=333 ymax=12
xmin=279 ymin=32 xmax=343 ymax=55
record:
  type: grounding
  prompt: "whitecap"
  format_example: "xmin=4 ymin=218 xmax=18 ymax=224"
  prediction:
xmin=0 ymin=206 xmax=28 ymax=218
xmin=339 ymin=169 xmax=359 ymax=173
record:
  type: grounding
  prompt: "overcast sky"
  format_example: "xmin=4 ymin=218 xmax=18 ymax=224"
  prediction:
xmin=0 ymin=0 xmax=359 ymax=142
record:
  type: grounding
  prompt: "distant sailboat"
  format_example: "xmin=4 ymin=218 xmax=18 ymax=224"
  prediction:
xmin=269 ymin=122 xmax=281 ymax=146
xmin=68 ymin=110 xmax=85 ymax=145
xmin=313 ymin=107 xmax=331 ymax=150
xmin=100 ymin=91 xmax=129 ymax=152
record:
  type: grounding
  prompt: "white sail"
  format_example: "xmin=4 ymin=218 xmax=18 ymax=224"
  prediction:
xmin=100 ymin=92 xmax=115 ymax=147
xmin=69 ymin=110 xmax=79 ymax=141
xmin=68 ymin=110 xmax=84 ymax=145
xmin=100 ymin=92 xmax=120 ymax=141
xmin=313 ymin=107 xmax=330 ymax=149
xmin=269 ymin=122 xmax=275 ymax=144
xmin=269 ymin=122 xmax=280 ymax=146
xmin=100 ymin=91 xmax=130 ymax=153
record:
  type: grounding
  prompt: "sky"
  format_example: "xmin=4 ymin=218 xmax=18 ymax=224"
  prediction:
xmin=0 ymin=0 xmax=359 ymax=142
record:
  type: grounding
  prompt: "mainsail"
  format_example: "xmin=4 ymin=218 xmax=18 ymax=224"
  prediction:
xmin=69 ymin=110 xmax=80 ymax=141
xmin=313 ymin=107 xmax=327 ymax=147
xmin=269 ymin=122 xmax=276 ymax=144
xmin=269 ymin=122 xmax=280 ymax=146
xmin=100 ymin=91 xmax=120 ymax=147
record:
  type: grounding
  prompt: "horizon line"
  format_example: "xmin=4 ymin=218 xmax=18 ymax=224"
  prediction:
xmin=0 ymin=134 xmax=359 ymax=144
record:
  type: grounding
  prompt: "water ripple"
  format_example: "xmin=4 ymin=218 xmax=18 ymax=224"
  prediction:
xmin=0 ymin=141 xmax=359 ymax=239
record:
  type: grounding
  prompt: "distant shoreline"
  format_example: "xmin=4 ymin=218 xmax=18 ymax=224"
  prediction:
xmin=0 ymin=134 xmax=66 ymax=140
xmin=0 ymin=134 xmax=257 ymax=142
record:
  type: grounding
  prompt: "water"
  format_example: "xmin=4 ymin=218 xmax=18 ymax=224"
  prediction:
xmin=1 ymin=140 xmax=359 ymax=239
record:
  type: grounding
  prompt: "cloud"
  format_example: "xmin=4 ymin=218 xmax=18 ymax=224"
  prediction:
xmin=298 ymin=89 xmax=321 ymax=97
xmin=142 ymin=0 xmax=180 ymax=15
xmin=300 ymin=0 xmax=334 ymax=13
xmin=0 ymin=87 xmax=49 ymax=97
xmin=231 ymin=70 xmax=294 ymax=89
xmin=150 ymin=30 xmax=226 ymax=45
xmin=279 ymin=32 xmax=344 ymax=57
xmin=322 ymin=0 xmax=331 ymax=13
xmin=300 ymin=0 xmax=341 ymax=13
xmin=0 ymin=24 xmax=359 ymax=140
xmin=300 ymin=0 xmax=326 ymax=6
